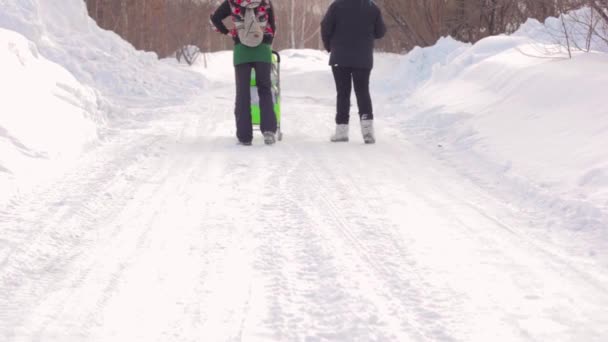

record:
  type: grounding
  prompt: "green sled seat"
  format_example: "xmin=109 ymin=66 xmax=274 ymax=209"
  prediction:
xmin=250 ymin=51 xmax=283 ymax=141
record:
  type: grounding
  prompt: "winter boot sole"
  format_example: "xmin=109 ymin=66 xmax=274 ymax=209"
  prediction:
xmin=263 ymin=132 xmax=276 ymax=145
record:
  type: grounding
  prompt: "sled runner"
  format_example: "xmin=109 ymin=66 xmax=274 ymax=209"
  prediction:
xmin=251 ymin=50 xmax=283 ymax=141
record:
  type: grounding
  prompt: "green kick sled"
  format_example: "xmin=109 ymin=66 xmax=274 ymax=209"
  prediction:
xmin=251 ymin=51 xmax=283 ymax=141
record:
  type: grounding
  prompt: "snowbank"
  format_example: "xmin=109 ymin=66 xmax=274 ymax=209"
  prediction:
xmin=0 ymin=27 xmax=102 ymax=203
xmin=514 ymin=8 xmax=608 ymax=54
xmin=0 ymin=0 xmax=204 ymax=103
xmin=381 ymin=37 xmax=470 ymax=96
xmin=0 ymin=0 xmax=206 ymax=205
xmin=381 ymin=8 xmax=608 ymax=230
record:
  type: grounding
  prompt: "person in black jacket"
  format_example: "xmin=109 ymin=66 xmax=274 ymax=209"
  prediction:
xmin=321 ymin=0 xmax=386 ymax=144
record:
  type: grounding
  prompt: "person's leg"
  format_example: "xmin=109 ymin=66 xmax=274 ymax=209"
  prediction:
xmin=253 ymin=62 xmax=277 ymax=134
xmin=352 ymin=68 xmax=373 ymax=121
xmin=234 ymin=63 xmax=254 ymax=143
xmin=353 ymin=68 xmax=375 ymax=144
xmin=330 ymin=66 xmax=353 ymax=142
xmin=332 ymin=66 xmax=353 ymax=125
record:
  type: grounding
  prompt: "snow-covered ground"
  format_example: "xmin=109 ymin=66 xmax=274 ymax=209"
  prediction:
xmin=2 ymin=1 xmax=608 ymax=341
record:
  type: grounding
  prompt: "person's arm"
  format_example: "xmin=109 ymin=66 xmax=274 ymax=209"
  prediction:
xmin=210 ymin=0 xmax=232 ymax=35
xmin=321 ymin=4 xmax=336 ymax=52
xmin=374 ymin=6 xmax=387 ymax=39
xmin=268 ymin=1 xmax=276 ymax=35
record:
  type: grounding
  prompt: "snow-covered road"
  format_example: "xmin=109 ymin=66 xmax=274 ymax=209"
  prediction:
xmin=2 ymin=56 xmax=608 ymax=341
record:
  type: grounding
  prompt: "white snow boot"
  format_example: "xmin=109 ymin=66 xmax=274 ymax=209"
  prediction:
xmin=361 ymin=119 xmax=375 ymax=144
xmin=330 ymin=124 xmax=349 ymax=142
xmin=263 ymin=131 xmax=276 ymax=145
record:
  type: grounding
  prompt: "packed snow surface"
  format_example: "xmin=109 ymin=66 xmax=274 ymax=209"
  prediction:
xmin=1 ymin=2 xmax=608 ymax=341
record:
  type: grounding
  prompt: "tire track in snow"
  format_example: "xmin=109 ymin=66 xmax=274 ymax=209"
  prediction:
xmin=290 ymin=145 xmax=459 ymax=341
xmin=67 ymin=113 xmax=252 ymax=341
xmin=0 ymin=102 xmax=243 ymax=340
xmin=0 ymin=133 xmax=168 ymax=340
xmin=244 ymin=151 xmax=408 ymax=341
xmin=361 ymin=139 xmax=608 ymax=340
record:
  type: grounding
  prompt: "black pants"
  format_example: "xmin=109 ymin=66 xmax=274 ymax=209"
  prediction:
xmin=234 ymin=62 xmax=277 ymax=143
xmin=332 ymin=66 xmax=373 ymax=125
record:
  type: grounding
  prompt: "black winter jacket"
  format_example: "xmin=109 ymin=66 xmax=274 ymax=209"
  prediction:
xmin=321 ymin=0 xmax=386 ymax=69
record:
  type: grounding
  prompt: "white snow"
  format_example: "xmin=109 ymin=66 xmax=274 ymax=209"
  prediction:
xmin=378 ymin=10 xmax=608 ymax=233
xmin=0 ymin=27 xmax=99 ymax=200
xmin=1 ymin=2 xmax=608 ymax=341
xmin=0 ymin=0 xmax=206 ymax=205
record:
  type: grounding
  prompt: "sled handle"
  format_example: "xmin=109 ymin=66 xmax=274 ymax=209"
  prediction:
xmin=272 ymin=50 xmax=281 ymax=64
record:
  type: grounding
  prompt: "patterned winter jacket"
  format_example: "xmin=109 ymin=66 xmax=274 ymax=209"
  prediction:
xmin=210 ymin=0 xmax=276 ymax=46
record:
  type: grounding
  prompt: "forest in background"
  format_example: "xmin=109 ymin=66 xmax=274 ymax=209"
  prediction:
xmin=84 ymin=0 xmax=608 ymax=58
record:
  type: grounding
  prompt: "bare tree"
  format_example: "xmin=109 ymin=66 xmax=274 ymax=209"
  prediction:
xmin=84 ymin=0 xmax=607 ymax=57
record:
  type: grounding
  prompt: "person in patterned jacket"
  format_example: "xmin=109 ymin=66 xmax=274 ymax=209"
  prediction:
xmin=211 ymin=0 xmax=277 ymax=145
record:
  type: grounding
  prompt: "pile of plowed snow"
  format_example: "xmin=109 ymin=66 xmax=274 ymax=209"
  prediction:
xmin=378 ymin=8 xmax=608 ymax=230
xmin=0 ymin=0 xmax=206 ymax=204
